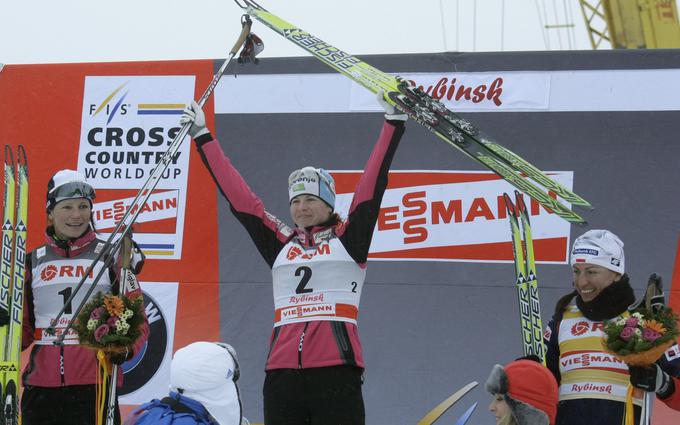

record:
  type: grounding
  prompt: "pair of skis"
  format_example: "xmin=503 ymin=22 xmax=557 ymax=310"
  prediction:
xmin=0 ymin=146 xmax=28 ymax=425
xmin=503 ymin=191 xmax=545 ymax=363
xmin=233 ymin=0 xmax=593 ymax=225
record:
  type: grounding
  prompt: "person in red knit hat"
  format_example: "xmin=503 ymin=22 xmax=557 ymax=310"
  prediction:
xmin=486 ymin=358 xmax=559 ymax=425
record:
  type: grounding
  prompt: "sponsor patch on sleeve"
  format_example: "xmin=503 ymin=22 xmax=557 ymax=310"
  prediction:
xmin=665 ymin=344 xmax=680 ymax=361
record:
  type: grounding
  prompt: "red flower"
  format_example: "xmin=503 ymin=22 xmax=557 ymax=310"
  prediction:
xmin=94 ymin=324 xmax=110 ymax=342
xmin=620 ymin=326 xmax=635 ymax=341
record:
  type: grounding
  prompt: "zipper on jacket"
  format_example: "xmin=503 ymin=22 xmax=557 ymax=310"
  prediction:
xmin=298 ymin=322 xmax=309 ymax=369
xmin=59 ymin=345 xmax=65 ymax=386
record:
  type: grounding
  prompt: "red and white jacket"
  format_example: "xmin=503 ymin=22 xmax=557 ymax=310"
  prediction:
xmin=196 ymin=119 xmax=405 ymax=370
xmin=22 ymin=229 xmax=149 ymax=387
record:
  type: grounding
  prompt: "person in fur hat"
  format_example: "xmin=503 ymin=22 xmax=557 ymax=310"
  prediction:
xmin=486 ymin=358 xmax=558 ymax=425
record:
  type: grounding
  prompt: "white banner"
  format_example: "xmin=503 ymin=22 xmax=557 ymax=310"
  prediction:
xmin=215 ymin=69 xmax=680 ymax=113
xmin=78 ymin=76 xmax=194 ymax=259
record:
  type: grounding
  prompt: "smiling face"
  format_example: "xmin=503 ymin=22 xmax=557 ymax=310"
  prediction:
xmin=289 ymin=194 xmax=332 ymax=228
xmin=49 ymin=198 xmax=92 ymax=240
xmin=572 ymin=263 xmax=622 ymax=302
xmin=489 ymin=394 xmax=512 ymax=424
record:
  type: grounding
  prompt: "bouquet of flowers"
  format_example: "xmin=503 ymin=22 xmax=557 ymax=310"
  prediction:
xmin=602 ymin=305 xmax=679 ymax=366
xmin=73 ymin=291 xmax=145 ymax=354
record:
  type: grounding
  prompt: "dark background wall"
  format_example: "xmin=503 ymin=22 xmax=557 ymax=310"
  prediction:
xmin=213 ymin=50 xmax=680 ymax=424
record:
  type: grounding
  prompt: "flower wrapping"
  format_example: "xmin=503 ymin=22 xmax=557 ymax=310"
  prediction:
xmin=602 ymin=307 xmax=679 ymax=366
xmin=73 ymin=292 xmax=144 ymax=354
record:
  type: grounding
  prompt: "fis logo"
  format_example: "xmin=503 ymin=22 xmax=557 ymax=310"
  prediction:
xmin=89 ymin=82 xmax=131 ymax=125
xmin=85 ymin=81 xmax=184 ymax=149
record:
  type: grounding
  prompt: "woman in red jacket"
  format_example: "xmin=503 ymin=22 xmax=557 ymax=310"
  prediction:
xmin=21 ymin=169 xmax=148 ymax=425
xmin=181 ymin=94 xmax=406 ymax=425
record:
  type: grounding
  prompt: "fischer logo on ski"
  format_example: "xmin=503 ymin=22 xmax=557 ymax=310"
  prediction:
xmin=504 ymin=191 xmax=545 ymax=363
xmin=0 ymin=145 xmax=28 ymax=425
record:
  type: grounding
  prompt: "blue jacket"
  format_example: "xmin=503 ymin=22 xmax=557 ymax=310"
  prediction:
xmin=126 ymin=392 xmax=216 ymax=425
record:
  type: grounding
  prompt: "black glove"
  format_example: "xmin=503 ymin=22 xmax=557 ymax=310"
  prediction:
xmin=108 ymin=348 xmax=132 ymax=365
xmin=629 ymin=364 xmax=675 ymax=398
xmin=0 ymin=307 xmax=8 ymax=326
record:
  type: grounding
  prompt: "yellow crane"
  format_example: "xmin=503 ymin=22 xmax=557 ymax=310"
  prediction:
xmin=578 ymin=0 xmax=680 ymax=48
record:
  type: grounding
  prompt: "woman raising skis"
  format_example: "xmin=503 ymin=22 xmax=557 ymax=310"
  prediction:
xmin=181 ymin=93 xmax=406 ymax=425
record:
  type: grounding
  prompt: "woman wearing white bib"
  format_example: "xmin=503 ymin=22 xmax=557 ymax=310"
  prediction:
xmin=20 ymin=170 xmax=148 ymax=424
xmin=182 ymin=93 xmax=406 ymax=425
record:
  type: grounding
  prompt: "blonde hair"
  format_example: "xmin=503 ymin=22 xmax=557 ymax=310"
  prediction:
xmin=498 ymin=412 xmax=518 ymax=425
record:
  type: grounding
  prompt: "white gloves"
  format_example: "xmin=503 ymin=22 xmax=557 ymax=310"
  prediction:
xmin=180 ymin=100 xmax=210 ymax=139
xmin=377 ymin=90 xmax=408 ymax=122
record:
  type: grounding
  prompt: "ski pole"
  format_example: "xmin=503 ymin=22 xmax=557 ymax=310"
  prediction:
xmin=104 ymin=235 xmax=135 ymax=425
xmin=642 ymin=391 xmax=652 ymax=425
xmin=47 ymin=14 xmax=254 ymax=342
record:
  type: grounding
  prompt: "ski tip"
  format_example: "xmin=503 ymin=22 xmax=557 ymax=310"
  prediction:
xmin=453 ymin=402 xmax=478 ymax=425
xmin=4 ymin=145 xmax=13 ymax=165
xmin=416 ymin=381 xmax=478 ymax=425
xmin=17 ymin=145 xmax=27 ymax=166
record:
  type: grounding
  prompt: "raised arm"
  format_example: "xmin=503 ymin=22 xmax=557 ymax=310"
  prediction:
xmin=339 ymin=92 xmax=407 ymax=264
xmin=181 ymin=102 xmax=291 ymax=267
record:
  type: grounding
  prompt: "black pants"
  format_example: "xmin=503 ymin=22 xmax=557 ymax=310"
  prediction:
xmin=21 ymin=384 xmax=121 ymax=425
xmin=263 ymin=365 xmax=365 ymax=425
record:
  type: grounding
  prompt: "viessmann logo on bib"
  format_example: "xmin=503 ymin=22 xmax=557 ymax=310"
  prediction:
xmin=281 ymin=304 xmax=335 ymax=319
xmin=332 ymin=170 xmax=574 ymax=263
xmin=77 ymin=76 xmax=195 ymax=260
